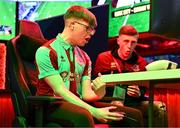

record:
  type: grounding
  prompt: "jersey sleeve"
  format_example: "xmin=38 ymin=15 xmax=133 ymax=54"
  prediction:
xmin=35 ymin=46 xmax=59 ymax=79
xmin=138 ymin=56 xmax=148 ymax=71
xmin=94 ymin=52 xmax=112 ymax=76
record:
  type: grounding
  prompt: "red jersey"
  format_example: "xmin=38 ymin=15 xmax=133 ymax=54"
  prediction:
xmin=94 ymin=51 xmax=147 ymax=75
xmin=94 ymin=50 xmax=148 ymax=106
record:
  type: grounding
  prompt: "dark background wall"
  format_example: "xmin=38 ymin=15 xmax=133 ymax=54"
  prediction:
xmin=150 ymin=0 xmax=180 ymax=39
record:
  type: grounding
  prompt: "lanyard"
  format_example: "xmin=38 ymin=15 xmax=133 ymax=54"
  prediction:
xmin=65 ymin=48 xmax=79 ymax=97
xmin=65 ymin=48 xmax=75 ymax=79
xmin=112 ymin=56 xmax=122 ymax=73
xmin=109 ymin=52 xmax=123 ymax=73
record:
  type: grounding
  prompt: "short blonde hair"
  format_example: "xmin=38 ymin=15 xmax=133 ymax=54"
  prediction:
xmin=64 ymin=5 xmax=97 ymax=28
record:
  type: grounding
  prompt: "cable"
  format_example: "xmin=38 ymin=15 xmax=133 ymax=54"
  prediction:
xmin=124 ymin=115 xmax=138 ymax=122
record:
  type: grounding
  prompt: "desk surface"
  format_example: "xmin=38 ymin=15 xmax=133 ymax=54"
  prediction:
xmin=102 ymin=69 xmax=180 ymax=88
xmin=102 ymin=69 xmax=180 ymax=127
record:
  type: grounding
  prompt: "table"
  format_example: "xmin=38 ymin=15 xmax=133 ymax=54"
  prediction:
xmin=101 ymin=69 xmax=180 ymax=127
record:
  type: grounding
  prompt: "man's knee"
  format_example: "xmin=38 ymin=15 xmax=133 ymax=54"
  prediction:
xmin=153 ymin=101 xmax=168 ymax=127
xmin=140 ymin=100 xmax=167 ymax=114
xmin=153 ymin=101 xmax=167 ymax=116
xmin=153 ymin=101 xmax=166 ymax=111
xmin=139 ymin=100 xmax=168 ymax=127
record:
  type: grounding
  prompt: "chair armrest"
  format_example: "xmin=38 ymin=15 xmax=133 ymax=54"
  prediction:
xmin=26 ymin=96 xmax=62 ymax=126
xmin=26 ymin=96 xmax=62 ymax=105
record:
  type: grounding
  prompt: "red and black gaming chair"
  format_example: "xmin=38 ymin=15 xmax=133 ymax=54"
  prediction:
xmin=7 ymin=20 xmax=63 ymax=127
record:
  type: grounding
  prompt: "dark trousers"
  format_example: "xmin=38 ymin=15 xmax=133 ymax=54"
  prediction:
xmin=46 ymin=100 xmax=144 ymax=127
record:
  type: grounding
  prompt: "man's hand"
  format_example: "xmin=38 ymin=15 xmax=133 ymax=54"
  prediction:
xmin=127 ymin=85 xmax=141 ymax=98
xmin=91 ymin=106 xmax=125 ymax=123
xmin=92 ymin=73 xmax=106 ymax=91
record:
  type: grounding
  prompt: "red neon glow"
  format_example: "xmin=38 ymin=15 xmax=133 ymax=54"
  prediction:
xmin=0 ymin=43 xmax=6 ymax=90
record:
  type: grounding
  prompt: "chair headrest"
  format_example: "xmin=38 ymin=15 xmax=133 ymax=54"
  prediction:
xmin=16 ymin=34 xmax=46 ymax=61
xmin=19 ymin=20 xmax=46 ymax=41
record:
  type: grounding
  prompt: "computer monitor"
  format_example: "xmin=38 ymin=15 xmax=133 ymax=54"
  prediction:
xmin=0 ymin=0 xmax=16 ymax=41
xmin=109 ymin=0 xmax=150 ymax=37
xmin=18 ymin=0 xmax=91 ymax=21
xmin=0 ymin=0 xmax=92 ymax=41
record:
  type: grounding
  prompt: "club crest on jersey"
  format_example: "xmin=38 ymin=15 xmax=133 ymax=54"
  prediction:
xmin=132 ymin=64 xmax=140 ymax=72
xmin=60 ymin=71 xmax=68 ymax=81
xmin=110 ymin=62 xmax=116 ymax=70
xmin=69 ymin=72 xmax=75 ymax=81
xmin=68 ymin=73 xmax=81 ymax=83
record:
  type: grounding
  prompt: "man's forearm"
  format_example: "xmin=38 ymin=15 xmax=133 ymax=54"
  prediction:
xmin=55 ymin=85 xmax=96 ymax=114
xmin=44 ymin=75 xmax=96 ymax=114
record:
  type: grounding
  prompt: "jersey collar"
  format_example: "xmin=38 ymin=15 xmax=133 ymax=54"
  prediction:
xmin=56 ymin=34 xmax=73 ymax=50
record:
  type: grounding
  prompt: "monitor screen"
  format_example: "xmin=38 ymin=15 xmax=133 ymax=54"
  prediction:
xmin=0 ymin=0 xmax=92 ymax=41
xmin=18 ymin=0 xmax=92 ymax=21
xmin=0 ymin=0 xmax=16 ymax=41
xmin=109 ymin=0 xmax=150 ymax=37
